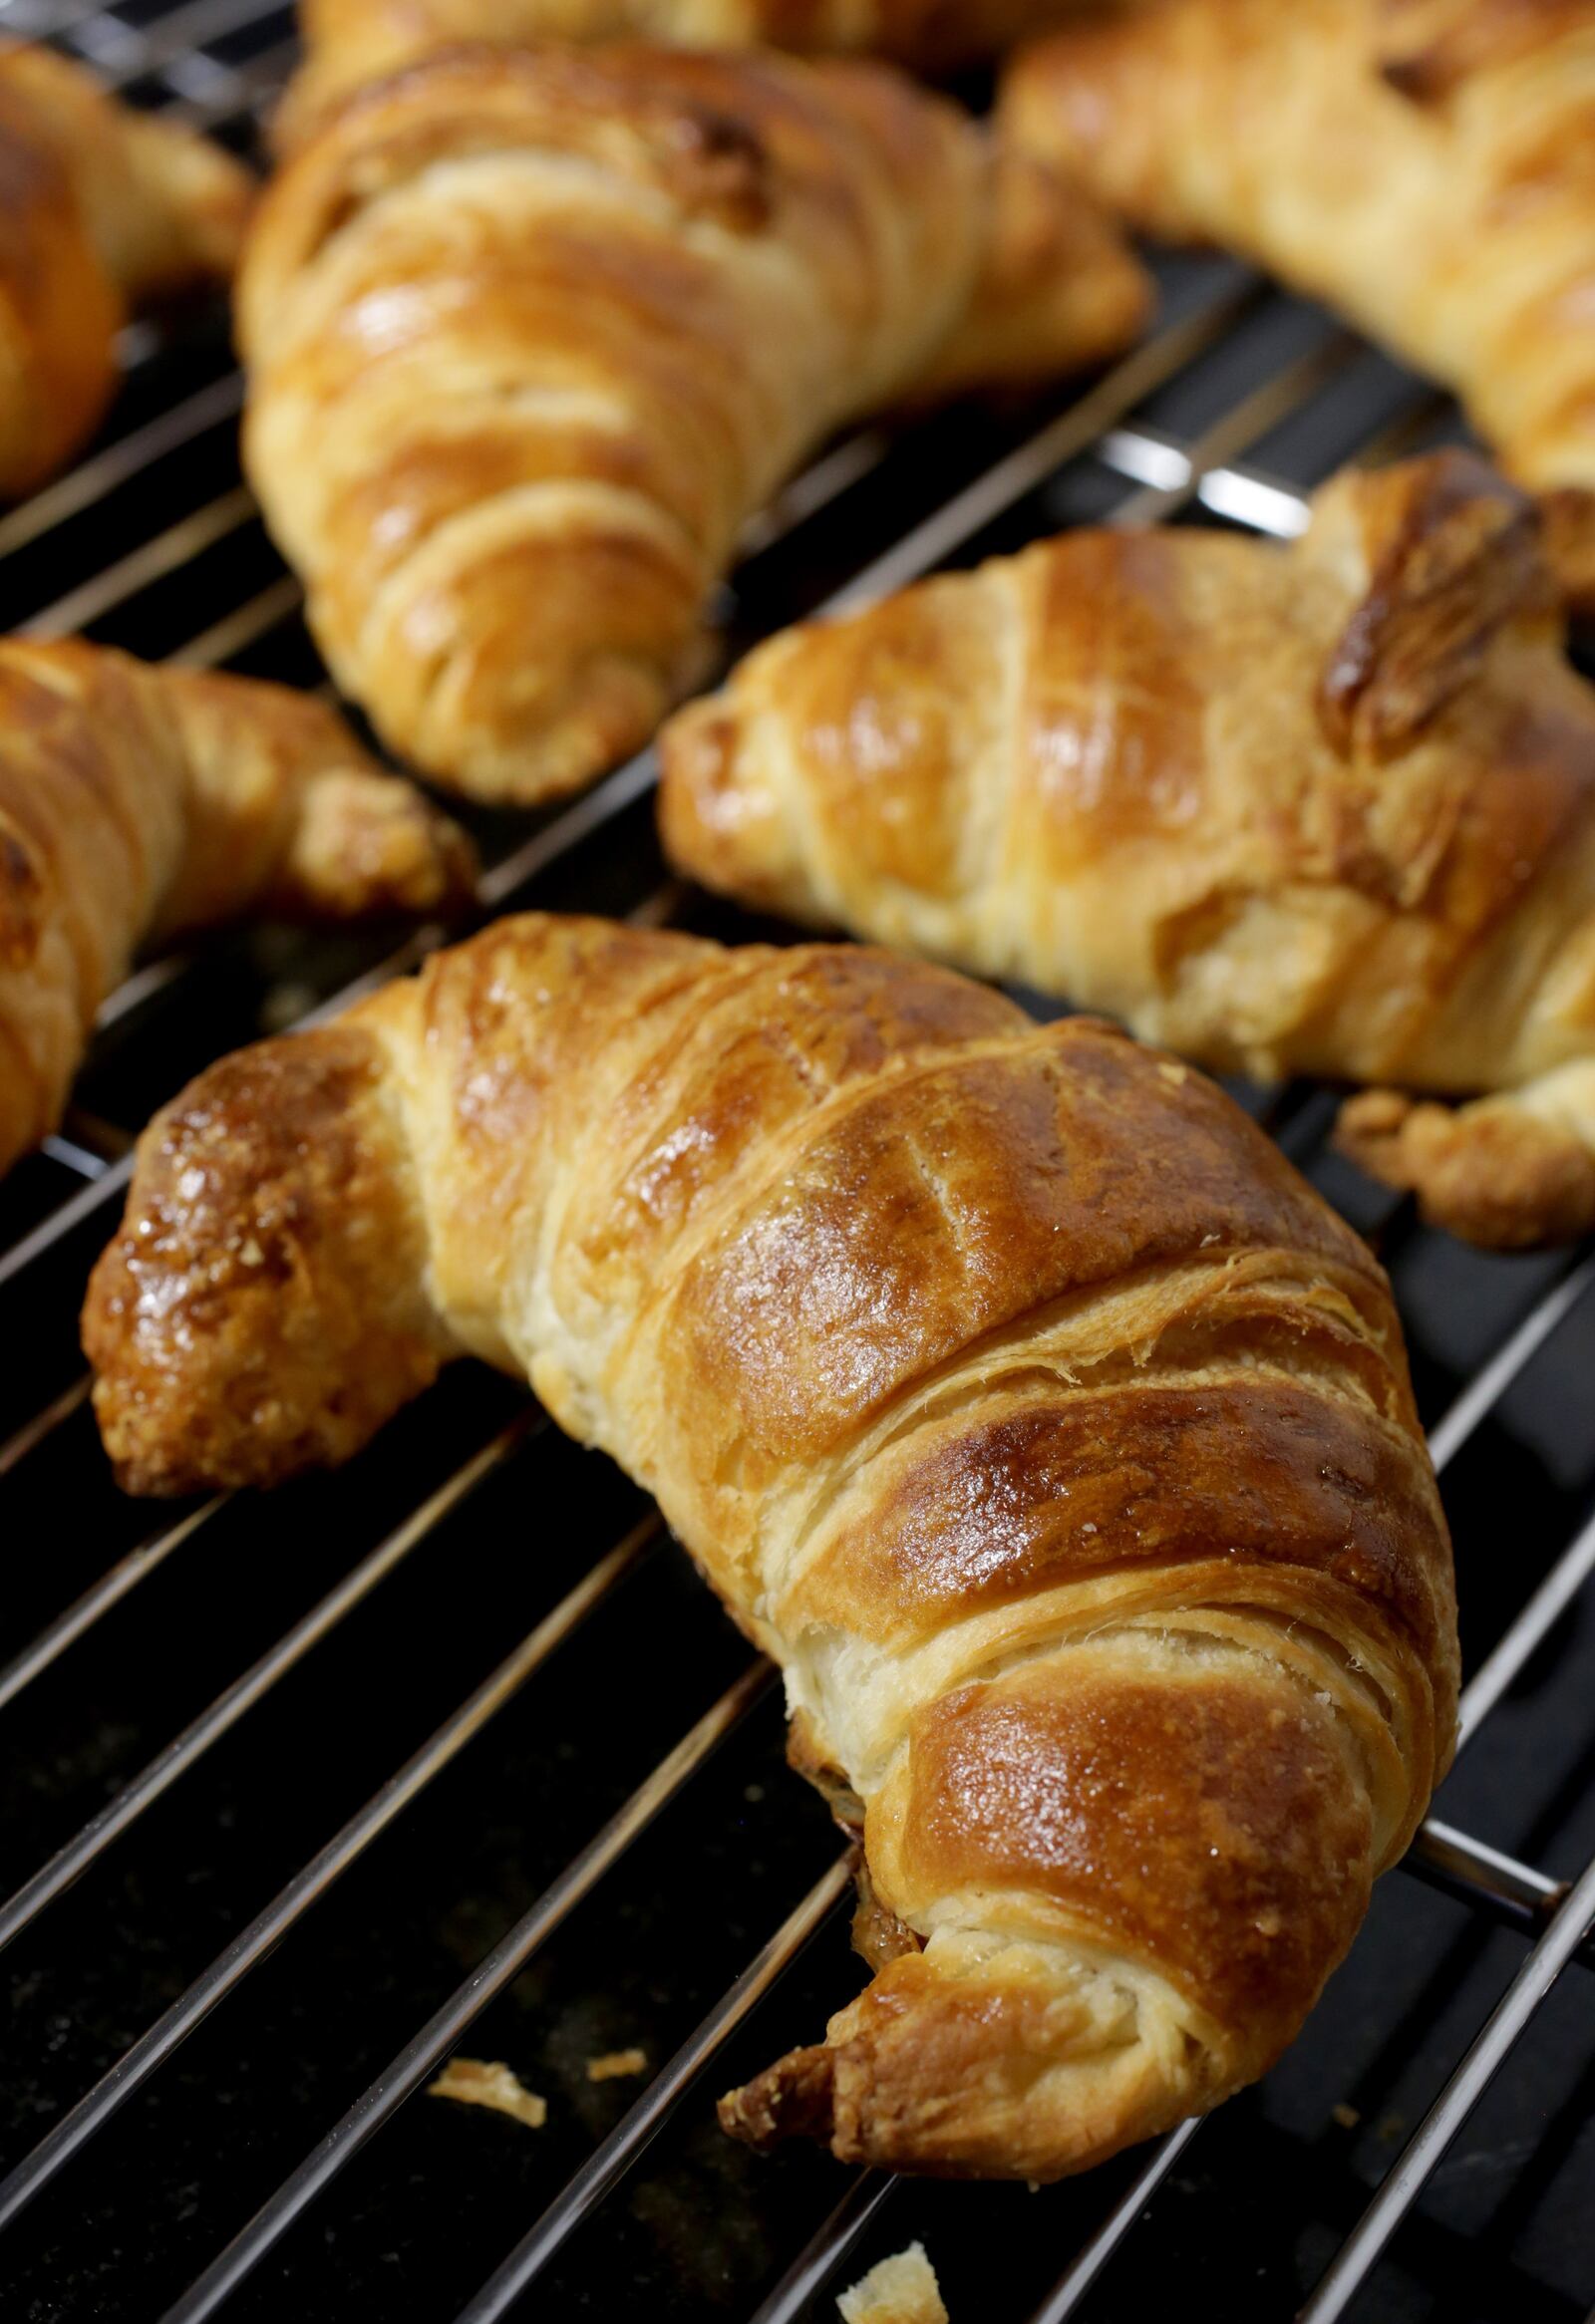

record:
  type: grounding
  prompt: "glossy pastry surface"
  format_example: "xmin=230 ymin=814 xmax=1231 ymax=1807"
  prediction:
xmin=661 ymin=450 xmax=1595 ymax=1238
xmin=239 ymin=43 xmax=1149 ymax=804
xmin=84 ymin=913 xmax=1456 ymax=2180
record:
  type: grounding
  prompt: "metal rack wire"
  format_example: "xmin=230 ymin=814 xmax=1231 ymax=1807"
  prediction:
xmin=0 ymin=3 xmax=1592 ymax=2319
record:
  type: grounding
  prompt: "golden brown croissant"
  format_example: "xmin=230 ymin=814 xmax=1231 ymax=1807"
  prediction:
xmin=276 ymin=0 xmax=1105 ymax=148
xmin=660 ymin=450 xmax=1595 ymax=1242
xmin=83 ymin=912 xmax=1456 ymax=2181
xmin=998 ymin=0 xmax=1595 ymax=606
xmin=0 ymin=638 xmax=475 ymax=1179
xmin=0 ymin=44 xmax=253 ymax=497
xmin=237 ymin=44 xmax=1150 ymax=808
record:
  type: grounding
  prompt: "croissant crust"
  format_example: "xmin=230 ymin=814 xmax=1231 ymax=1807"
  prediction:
xmin=276 ymin=0 xmax=1097 ymax=150
xmin=0 ymin=638 xmax=474 ymax=1179
xmin=660 ymin=448 xmax=1595 ymax=1243
xmin=238 ymin=43 xmax=1149 ymax=805
xmin=998 ymin=0 xmax=1595 ymax=604
xmin=84 ymin=914 xmax=1456 ymax=2179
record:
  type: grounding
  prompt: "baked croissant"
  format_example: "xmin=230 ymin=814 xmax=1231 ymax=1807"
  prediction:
xmin=276 ymin=0 xmax=1102 ymax=150
xmin=998 ymin=0 xmax=1595 ymax=606
xmin=660 ymin=450 xmax=1595 ymax=1244
xmin=0 ymin=638 xmax=475 ymax=1179
xmin=0 ymin=43 xmax=252 ymax=497
xmin=84 ymin=913 xmax=1456 ymax=2180
xmin=237 ymin=44 xmax=1150 ymax=807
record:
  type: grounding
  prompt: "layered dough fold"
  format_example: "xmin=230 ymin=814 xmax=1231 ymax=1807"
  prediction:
xmin=238 ymin=43 xmax=1149 ymax=804
xmin=661 ymin=451 xmax=1595 ymax=1244
xmin=85 ymin=916 xmax=1456 ymax=2178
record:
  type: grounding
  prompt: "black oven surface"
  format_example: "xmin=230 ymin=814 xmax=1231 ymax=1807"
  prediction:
xmin=0 ymin=7 xmax=1592 ymax=2320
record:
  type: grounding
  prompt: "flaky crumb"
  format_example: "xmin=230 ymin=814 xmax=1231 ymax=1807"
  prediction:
xmin=586 ymin=2047 xmax=649 ymax=2083
xmin=1331 ymin=2101 xmax=1360 ymax=2131
xmin=428 ymin=2057 xmax=546 ymax=2130
xmin=837 ymin=2241 xmax=949 ymax=2324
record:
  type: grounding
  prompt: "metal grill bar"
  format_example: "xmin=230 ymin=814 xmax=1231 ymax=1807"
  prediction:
xmin=0 ymin=1377 xmax=90 ymax=1482
xmin=160 ymin=1659 xmax=776 ymax=2324
xmin=1456 ymin=1509 xmax=1595 ymax=1746
xmin=0 ymin=1415 xmax=541 ymax=1951
xmin=167 ymin=573 xmax=303 ymax=669
xmin=95 ymin=955 xmax=192 ymax=1032
xmin=0 ymin=377 xmax=244 ymax=564
xmin=36 ymin=1129 xmax=109 ymax=1177
xmin=166 ymin=36 xmax=297 ymax=130
xmin=453 ymin=1851 xmax=859 ymax=2322
xmin=0 ymin=1511 xmax=662 ymax=2233
xmin=748 ymin=2173 xmax=898 ymax=2324
xmin=1300 ymin=1845 xmax=1595 ymax=2323
xmin=1427 ymin=1250 xmax=1595 ymax=1473
xmin=1027 ymin=2120 xmax=1205 ymax=2324
xmin=1409 ymin=1823 xmax=1594 ymax=1972
xmin=67 ymin=0 xmax=289 ymax=94
xmin=0 ymin=1154 xmax=127 ymax=1292
xmin=21 ymin=484 xmax=256 ymax=639
xmin=0 ymin=1496 xmax=219 ymax=1715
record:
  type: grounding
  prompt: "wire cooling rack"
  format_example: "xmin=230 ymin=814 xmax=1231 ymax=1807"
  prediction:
xmin=0 ymin=5 xmax=1592 ymax=2319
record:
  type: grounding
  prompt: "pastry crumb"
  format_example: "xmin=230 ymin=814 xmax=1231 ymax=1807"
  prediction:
xmin=837 ymin=2241 xmax=948 ymax=2324
xmin=428 ymin=2057 xmax=546 ymax=2129
xmin=1331 ymin=2101 xmax=1360 ymax=2131
xmin=586 ymin=2047 xmax=648 ymax=2083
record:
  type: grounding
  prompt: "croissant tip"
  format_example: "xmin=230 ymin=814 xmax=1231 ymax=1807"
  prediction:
xmin=718 ymin=2045 xmax=836 ymax=2154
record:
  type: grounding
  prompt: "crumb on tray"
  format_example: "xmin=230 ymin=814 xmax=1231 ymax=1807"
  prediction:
xmin=586 ymin=2047 xmax=649 ymax=2083
xmin=836 ymin=2240 xmax=949 ymax=2324
xmin=428 ymin=2057 xmax=547 ymax=2130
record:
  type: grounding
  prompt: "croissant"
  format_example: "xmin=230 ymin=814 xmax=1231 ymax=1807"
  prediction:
xmin=0 ymin=638 xmax=475 ymax=1179
xmin=998 ymin=0 xmax=1595 ymax=607
xmin=660 ymin=450 xmax=1595 ymax=1244
xmin=83 ymin=912 xmax=1456 ymax=2180
xmin=0 ymin=43 xmax=252 ymax=497
xmin=237 ymin=44 xmax=1150 ymax=807
xmin=276 ymin=0 xmax=1105 ymax=149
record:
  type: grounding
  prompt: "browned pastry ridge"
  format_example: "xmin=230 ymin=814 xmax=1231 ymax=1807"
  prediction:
xmin=276 ymin=0 xmax=1107 ymax=148
xmin=0 ymin=638 xmax=475 ymax=1179
xmin=83 ymin=913 xmax=1457 ymax=2180
xmin=998 ymin=0 xmax=1595 ymax=607
xmin=0 ymin=43 xmax=252 ymax=497
xmin=237 ymin=43 xmax=1150 ymax=808
xmin=660 ymin=449 xmax=1595 ymax=1248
